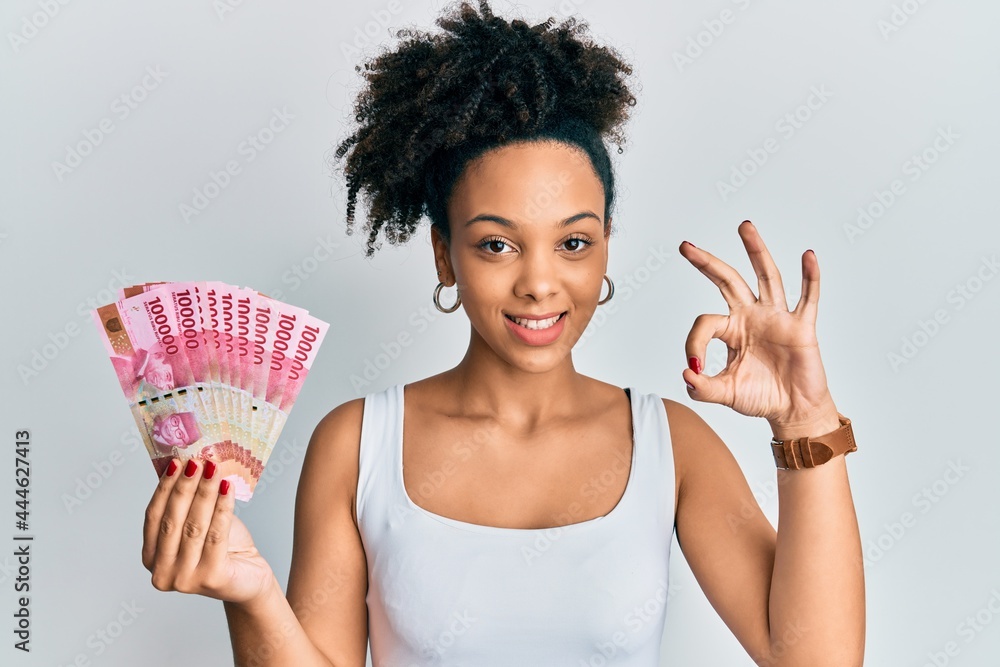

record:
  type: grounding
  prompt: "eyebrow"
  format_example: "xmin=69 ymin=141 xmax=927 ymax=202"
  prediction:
xmin=463 ymin=211 xmax=602 ymax=229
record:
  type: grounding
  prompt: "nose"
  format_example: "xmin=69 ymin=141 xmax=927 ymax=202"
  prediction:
xmin=513 ymin=247 xmax=559 ymax=301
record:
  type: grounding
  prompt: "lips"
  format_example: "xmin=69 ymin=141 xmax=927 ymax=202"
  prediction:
xmin=504 ymin=311 xmax=565 ymax=320
xmin=504 ymin=311 xmax=567 ymax=330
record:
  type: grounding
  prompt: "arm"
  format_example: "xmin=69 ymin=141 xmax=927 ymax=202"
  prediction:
xmin=223 ymin=576 xmax=334 ymax=666
xmin=224 ymin=398 xmax=370 ymax=666
xmin=766 ymin=403 xmax=865 ymax=666
xmin=666 ymin=398 xmax=864 ymax=667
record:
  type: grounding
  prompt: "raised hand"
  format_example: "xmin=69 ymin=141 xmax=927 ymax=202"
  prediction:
xmin=142 ymin=458 xmax=275 ymax=605
xmin=679 ymin=220 xmax=838 ymax=430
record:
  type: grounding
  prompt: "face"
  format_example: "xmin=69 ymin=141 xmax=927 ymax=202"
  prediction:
xmin=432 ymin=140 xmax=611 ymax=371
xmin=142 ymin=349 xmax=175 ymax=390
xmin=151 ymin=412 xmax=197 ymax=448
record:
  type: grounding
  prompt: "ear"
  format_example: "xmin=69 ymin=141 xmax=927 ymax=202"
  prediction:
xmin=430 ymin=225 xmax=454 ymax=285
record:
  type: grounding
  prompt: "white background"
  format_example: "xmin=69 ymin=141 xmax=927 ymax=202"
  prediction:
xmin=2 ymin=0 xmax=998 ymax=665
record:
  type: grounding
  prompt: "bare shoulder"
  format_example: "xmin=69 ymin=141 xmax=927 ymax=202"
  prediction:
xmin=286 ymin=396 xmax=369 ymax=667
xmin=658 ymin=398 xmax=754 ymax=504
xmin=658 ymin=398 xmax=713 ymax=499
xmin=298 ymin=397 xmax=367 ymax=523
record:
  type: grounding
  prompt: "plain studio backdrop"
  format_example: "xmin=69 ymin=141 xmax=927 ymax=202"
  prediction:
xmin=2 ymin=0 xmax=999 ymax=665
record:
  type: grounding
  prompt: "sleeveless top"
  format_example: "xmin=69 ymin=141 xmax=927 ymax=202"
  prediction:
xmin=355 ymin=383 xmax=677 ymax=666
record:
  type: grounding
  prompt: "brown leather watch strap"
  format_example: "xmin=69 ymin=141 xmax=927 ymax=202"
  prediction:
xmin=770 ymin=413 xmax=856 ymax=469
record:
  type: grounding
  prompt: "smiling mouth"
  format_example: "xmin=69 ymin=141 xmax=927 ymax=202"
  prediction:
xmin=504 ymin=312 xmax=567 ymax=330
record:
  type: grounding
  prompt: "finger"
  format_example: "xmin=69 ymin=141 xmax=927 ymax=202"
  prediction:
xmin=678 ymin=240 xmax=757 ymax=309
xmin=737 ymin=220 xmax=788 ymax=310
xmin=792 ymin=248 xmax=821 ymax=322
xmin=174 ymin=460 xmax=222 ymax=577
xmin=682 ymin=314 xmax=733 ymax=406
xmin=142 ymin=457 xmax=182 ymax=571
xmin=152 ymin=458 xmax=204 ymax=572
xmin=199 ymin=476 xmax=236 ymax=584
xmin=683 ymin=313 xmax=729 ymax=377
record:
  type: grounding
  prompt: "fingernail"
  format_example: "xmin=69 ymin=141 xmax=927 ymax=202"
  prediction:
xmin=220 ymin=479 xmax=230 ymax=496
xmin=166 ymin=459 xmax=179 ymax=477
xmin=688 ymin=356 xmax=702 ymax=374
xmin=685 ymin=380 xmax=695 ymax=391
xmin=184 ymin=459 xmax=198 ymax=478
xmin=204 ymin=460 xmax=216 ymax=480
xmin=683 ymin=240 xmax=697 ymax=248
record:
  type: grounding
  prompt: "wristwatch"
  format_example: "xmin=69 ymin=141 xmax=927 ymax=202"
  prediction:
xmin=770 ymin=413 xmax=856 ymax=469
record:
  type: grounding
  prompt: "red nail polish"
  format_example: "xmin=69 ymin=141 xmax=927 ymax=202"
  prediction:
xmin=684 ymin=240 xmax=697 ymax=248
xmin=166 ymin=459 xmax=179 ymax=477
xmin=204 ymin=460 xmax=216 ymax=480
xmin=220 ymin=479 xmax=230 ymax=496
xmin=184 ymin=459 xmax=198 ymax=477
xmin=688 ymin=356 xmax=702 ymax=374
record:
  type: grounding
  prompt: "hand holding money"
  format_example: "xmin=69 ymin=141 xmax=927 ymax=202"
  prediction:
xmin=141 ymin=456 xmax=277 ymax=605
xmin=91 ymin=281 xmax=330 ymax=501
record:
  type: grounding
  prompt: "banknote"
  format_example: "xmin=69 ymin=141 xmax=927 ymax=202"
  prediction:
xmin=132 ymin=384 xmax=261 ymax=500
xmin=92 ymin=280 xmax=329 ymax=501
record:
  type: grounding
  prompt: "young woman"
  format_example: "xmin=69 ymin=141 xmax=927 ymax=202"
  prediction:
xmin=141 ymin=1 xmax=865 ymax=665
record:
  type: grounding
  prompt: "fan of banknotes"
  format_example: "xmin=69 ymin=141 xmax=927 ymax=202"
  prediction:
xmin=90 ymin=281 xmax=329 ymax=501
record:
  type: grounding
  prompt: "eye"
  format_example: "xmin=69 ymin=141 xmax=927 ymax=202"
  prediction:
xmin=562 ymin=235 xmax=595 ymax=253
xmin=476 ymin=236 xmax=514 ymax=255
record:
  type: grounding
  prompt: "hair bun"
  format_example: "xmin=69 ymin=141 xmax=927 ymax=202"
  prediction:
xmin=332 ymin=0 xmax=637 ymax=258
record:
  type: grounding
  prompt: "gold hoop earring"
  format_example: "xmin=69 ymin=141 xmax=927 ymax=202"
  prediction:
xmin=597 ymin=274 xmax=614 ymax=305
xmin=433 ymin=282 xmax=461 ymax=313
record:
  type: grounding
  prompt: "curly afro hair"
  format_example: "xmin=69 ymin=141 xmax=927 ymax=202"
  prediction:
xmin=331 ymin=0 xmax=639 ymax=258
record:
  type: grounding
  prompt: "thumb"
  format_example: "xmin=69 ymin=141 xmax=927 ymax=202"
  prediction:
xmin=682 ymin=365 xmax=728 ymax=405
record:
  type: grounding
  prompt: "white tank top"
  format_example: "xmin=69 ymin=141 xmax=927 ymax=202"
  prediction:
xmin=356 ymin=383 xmax=677 ymax=666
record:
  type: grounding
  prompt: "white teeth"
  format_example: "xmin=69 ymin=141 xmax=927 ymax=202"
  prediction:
xmin=510 ymin=314 xmax=561 ymax=330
